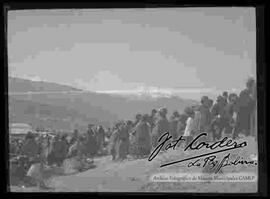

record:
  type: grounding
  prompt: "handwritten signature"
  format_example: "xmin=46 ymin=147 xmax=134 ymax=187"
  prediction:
xmin=148 ymin=132 xmax=249 ymax=169
xmin=188 ymin=153 xmax=257 ymax=174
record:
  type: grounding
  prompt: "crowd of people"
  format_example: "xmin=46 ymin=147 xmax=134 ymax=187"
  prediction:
xmin=9 ymin=77 xmax=257 ymax=189
xmin=108 ymin=77 xmax=257 ymax=159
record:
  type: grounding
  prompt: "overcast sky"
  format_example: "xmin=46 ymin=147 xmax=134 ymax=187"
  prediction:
xmin=8 ymin=7 xmax=256 ymax=95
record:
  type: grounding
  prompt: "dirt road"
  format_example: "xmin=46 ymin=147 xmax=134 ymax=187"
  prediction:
xmin=10 ymin=136 xmax=258 ymax=192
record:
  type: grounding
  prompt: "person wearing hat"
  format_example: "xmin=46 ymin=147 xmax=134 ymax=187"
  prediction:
xmin=56 ymin=134 xmax=69 ymax=166
xmin=85 ymin=124 xmax=98 ymax=163
xmin=21 ymin=132 xmax=48 ymax=189
xmin=169 ymin=111 xmax=180 ymax=140
xmin=210 ymin=95 xmax=227 ymax=140
xmin=50 ymin=134 xmax=65 ymax=167
xmin=95 ymin=125 xmax=106 ymax=155
xmin=234 ymin=77 xmax=256 ymax=138
xmin=109 ymin=122 xmax=121 ymax=161
xmin=113 ymin=122 xmax=130 ymax=160
xmin=134 ymin=114 xmax=142 ymax=127
xmin=222 ymin=91 xmax=229 ymax=105
xmin=21 ymin=132 xmax=39 ymax=160
xmin=151 ymin=107 xmax=170 ymax=149
xmin=221 ymin=93 xmax=239 ymax=138
xmin=211 ymin=95 xmax=227 ymax=119
xmin=133 ymin=114 xmax=152 ymax=158
xmin=198 ymin=96 xmax=212 ymax=138
xmin=148 ymin=109 xmax=157 ymax=132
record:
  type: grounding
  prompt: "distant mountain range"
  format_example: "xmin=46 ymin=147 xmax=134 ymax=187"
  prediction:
xmin=8 ymin=77 xmax=198 ymax=132
xmin=8 ymin=77 xmax=82 ymax=93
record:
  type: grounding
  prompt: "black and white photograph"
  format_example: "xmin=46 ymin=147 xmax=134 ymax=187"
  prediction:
xmin=6 ymin=6 xmax=261 ymax=193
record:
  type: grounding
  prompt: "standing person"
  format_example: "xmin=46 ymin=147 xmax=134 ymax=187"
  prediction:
xmin=134 ymin=114 xmax=152 ymax=158
xmin=211 ymin=96 xmax=227 ymax=119
xmin=21 ymin=132 xmax=40 ymax=160
xmin=129 ymin=121 xmax=139 ymax=157
xmin=76 ymin=135 xmax=86 ymax=160
xmin=39 ymin=134 xmax=50 ymax=166
xmin=51 ymin=134 xmax=64 ymax=167
xmin=183 ymin=107 xmax=196 ymax=148
xmin=68 ymin=130 xmax=81 ymax=158
xmin=191 ymin=105 xmax=201 ymax=136
xmin=222 ymin=93 xmax=238 ymax=138
xmin=22 ymin=132 xmax=47 ymax=189
xmin=169 ymin=111 xmax=180 ymax=139
xmin=222 ymin=91 xmax=229 ymax=105
xmin=125 ymin=120 xmax=133 ymax=155
xmin=75 ymin=134 xmax=88 ymax=171
xmin=134 ymin=114 xmax=142 ymax=127
xmin=198 ymin=96 xmax=211 ymax=134
xmin=151 ymin=107 xmax=170 ymax=149
xmin=109 ymin=123 xmax=120 ymax=161
xmin=148 ymin=109 xmax=157 ymax=133
xmin=211 ymin=95 xmax=227 ymax=138
xmin=115 ymin=122 xmax=129 ymax=160
xmin=86 ymin=124 xmax=97 ymax=162
xmin=59 ymin=134 xmax=69 ymax=166
xmin=46 ymin=135 xmax=55 ymax=166
xmin=234 ymin=78 xmax=256 ymax=138
xmin=95 ymin=125 xmax=105 ymax=155
xmin=9 ymin=139 xmax=17 ymax=155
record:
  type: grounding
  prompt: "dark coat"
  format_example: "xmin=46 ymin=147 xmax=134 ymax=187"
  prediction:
xmin=135 ymin=121 xmax=151 ymax=156
xmin=21 ymin=138 xmax=39 ymax=160
xmin=151 ymin=116 xmax=169 ymax=148
xmin=235 ymin=89 xmax=256 ymax=136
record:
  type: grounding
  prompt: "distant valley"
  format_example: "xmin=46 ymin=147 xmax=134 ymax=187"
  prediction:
xmin=8 ymin=77 xmax=198 ymax=132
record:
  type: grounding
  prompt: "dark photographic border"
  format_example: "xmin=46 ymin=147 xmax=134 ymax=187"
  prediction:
xmin=1 ymin=1 xmax=268 ymax=197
